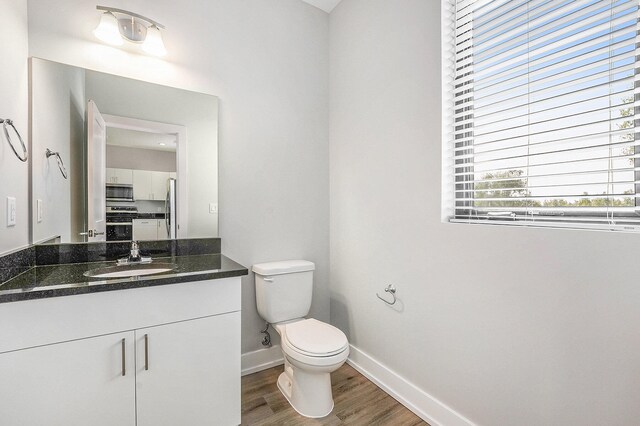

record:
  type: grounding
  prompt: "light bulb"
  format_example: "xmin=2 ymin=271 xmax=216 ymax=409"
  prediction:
xmin=93 ymin=11 xmax=123 ymax=46
xmin=142 ymin=25 xmax=167 ymax=57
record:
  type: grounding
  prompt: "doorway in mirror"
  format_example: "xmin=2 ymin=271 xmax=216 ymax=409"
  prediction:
xmin=102 ymin=115 xmax=186 ymax=242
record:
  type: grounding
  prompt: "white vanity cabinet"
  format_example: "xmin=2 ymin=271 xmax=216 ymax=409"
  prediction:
xmin=0 ymin=278 xmax=241 ymax=426
xmin=0 ymin=331 xmax=137 ymax=426
xmin=135 ymin=313 xmax=240 ymax=426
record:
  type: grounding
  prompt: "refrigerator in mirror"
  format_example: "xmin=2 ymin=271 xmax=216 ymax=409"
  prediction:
xmin=165 ymin=178 xmax=177 ymax=239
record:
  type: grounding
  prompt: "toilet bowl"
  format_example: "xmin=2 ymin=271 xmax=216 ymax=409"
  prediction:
xmin=274 ymin=319 xmax=349 ymax=418
xmin=253 ymin=260 xmax=350 ymax=418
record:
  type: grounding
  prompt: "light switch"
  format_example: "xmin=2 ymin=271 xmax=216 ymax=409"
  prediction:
xmin=209 ymin=203 xmax=218 ymax=214
xmin=37 ymin=199 xmax=43 ymax=223
xmin=6 ymin=197 xmax=16 ymax=227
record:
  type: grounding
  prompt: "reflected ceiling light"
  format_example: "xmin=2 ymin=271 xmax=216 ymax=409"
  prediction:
xmin=93 ymin=5 xmax=167 ymax=56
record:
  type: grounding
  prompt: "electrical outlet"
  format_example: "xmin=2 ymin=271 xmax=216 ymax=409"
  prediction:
xmin=6 ymin=197 xmax=16 ymax=227
xmin=37 ymin=199 xmax=43 ymax=223
xmin=209 ymin=203 xmax=218 ymax=214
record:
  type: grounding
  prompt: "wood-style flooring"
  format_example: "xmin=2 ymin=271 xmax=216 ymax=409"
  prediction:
xmin=241 ymin=363 xmax=429 ymax=425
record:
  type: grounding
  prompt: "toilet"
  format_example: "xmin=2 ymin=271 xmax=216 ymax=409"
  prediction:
xmin=253 ymin=260 xmax=349 ymax=418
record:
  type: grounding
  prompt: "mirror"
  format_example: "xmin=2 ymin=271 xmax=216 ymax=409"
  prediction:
xmin=29 ymin=58 xmax=219 ymax=244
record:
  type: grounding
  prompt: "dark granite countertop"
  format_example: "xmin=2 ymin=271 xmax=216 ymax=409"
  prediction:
xmin=0 ymin=253 xmax=247 ymax=304
xmin=136 ymin=213 xmax=166 ymax=219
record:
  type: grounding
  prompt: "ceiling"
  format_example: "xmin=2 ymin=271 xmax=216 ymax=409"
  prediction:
xmin=300 ymin=0 xmax=342 ymax=13
xmin=106 ymin=127 xmax=177 ymax=152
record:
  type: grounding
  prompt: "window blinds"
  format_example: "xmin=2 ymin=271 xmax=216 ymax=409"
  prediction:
xmin=450 ymin=0 xmax=640 ymax=231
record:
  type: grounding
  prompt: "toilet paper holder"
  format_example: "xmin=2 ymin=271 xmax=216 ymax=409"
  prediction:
xmin=376 ymin=285 xmax=397 ymax=305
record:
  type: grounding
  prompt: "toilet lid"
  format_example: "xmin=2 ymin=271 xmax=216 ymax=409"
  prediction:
xmin=284 ymin=318 xmax=348 ymax=356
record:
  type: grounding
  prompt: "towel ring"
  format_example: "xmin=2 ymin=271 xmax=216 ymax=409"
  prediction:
xmin=376 ymin=284 xmax=397 ymax=305
xmin=46 ymin=149 xmax=68 ymax=179
xmin=0 ymin=119 xmax=27 ymax=162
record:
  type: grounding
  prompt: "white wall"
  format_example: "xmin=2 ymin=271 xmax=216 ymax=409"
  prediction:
xmin=27 ymin=0 xmax=330 ymax=354
xmin=330 ymin=1 xmax=640 ymax=425
xmin=106 ymin=146 xmax=177 ymax=173
xmin=0 ymin=0 xmax=29 ymax=254
xmin=30 ymin=60 xmax=85 ymax=244
xmin=135 ymin=200 xmax=166 ymax=214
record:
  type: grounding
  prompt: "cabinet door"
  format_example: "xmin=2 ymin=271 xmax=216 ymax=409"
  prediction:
xmin=115 ymin=168 xmax=134 ymax=185
xmin=133 ymin=170 xmax=153 ymax=200
xmin=106 ymin=168 xmax=133 ymax=184
xmin=136 ymin=312 xmax=241 ymax=426
xmin=151 ymin=171 xmax=169 ymax=201
xmin=133 ymin=219 xmax=159 ymax=241
xmin=157 ymin=218 xmax=169 ymax=240
xmin=106 ymin=167 xmax=117 ymax=183
xmin=0 ymin=332 xmax=136 ymax=426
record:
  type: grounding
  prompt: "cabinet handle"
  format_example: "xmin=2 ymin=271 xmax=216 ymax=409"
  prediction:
xmin=144 ymin=334 xmax=149 ymax=371
xmin=121 ymin=338 xmax=126 ymax=376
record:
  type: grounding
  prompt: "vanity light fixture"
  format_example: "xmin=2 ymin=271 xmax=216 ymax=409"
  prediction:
xmin=93 ymin=10 xmax=123 ymax=46
xmin=93 ymin=6 xmax=167 ymax=56
xmin=142 ymin=25 xmax=167 ymax=57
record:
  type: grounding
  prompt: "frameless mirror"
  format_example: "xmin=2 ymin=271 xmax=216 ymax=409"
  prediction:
xmin=29 ymin=58 xmax=218 ymax=244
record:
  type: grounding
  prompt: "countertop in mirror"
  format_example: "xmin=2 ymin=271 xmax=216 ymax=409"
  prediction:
xmin=0 ymin=254 xmax=247 ymax=304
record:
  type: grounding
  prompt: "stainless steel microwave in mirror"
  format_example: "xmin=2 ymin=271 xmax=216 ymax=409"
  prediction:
xmin=29 ymin=58 xmax=219 ymax=244
xmin=106 ymin=184 xmax=134 ymax=202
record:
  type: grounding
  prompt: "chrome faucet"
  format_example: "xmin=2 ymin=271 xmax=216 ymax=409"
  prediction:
xmin=128 ymin=241 xmax=142 ymax=263
xmin=117 ymin=241 xmax=152 ymax=265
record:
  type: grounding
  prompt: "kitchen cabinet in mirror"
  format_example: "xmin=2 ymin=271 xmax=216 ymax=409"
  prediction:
xmin=30 ymin=58 xmax=219 ymax=244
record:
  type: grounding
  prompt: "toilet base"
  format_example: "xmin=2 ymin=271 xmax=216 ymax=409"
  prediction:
xmin=276 ymin=360 xmax=334 ymax=418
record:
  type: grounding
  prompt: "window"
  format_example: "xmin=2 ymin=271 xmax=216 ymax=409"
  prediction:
xmin=446 ymin=0 xmax=640 ymax=231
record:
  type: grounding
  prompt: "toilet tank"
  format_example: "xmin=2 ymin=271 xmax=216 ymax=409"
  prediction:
xmin=253 ymin=260 xmax=315 ymax=324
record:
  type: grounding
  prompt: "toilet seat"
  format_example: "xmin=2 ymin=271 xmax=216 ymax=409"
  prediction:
xmin=284 ymin=318 xmax=348 ymax=356
xmin=278 ymin=319 xmax=349 ymax=366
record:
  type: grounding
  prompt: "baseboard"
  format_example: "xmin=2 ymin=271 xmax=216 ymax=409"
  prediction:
xmin=241 ymin=345 xmax=284 ymax=376
xmin=347 ymin=345 xmax=475 ymax=426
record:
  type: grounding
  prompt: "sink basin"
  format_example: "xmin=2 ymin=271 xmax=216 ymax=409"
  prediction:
xmin=84 ymin=263 xmax=177 ymax=279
